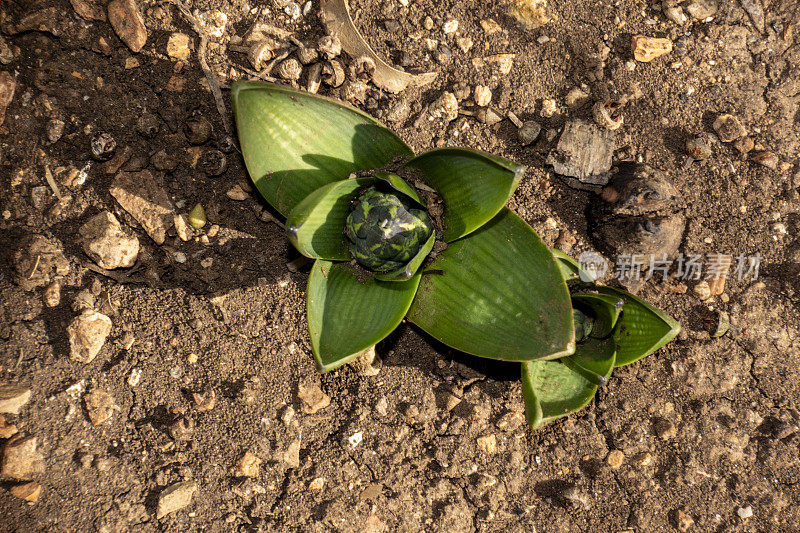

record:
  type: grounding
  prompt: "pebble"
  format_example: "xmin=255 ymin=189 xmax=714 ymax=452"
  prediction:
xmin=693 ymin=280 xmax=711 ymax=301
xmin=675 ymin=509 xmax=694 ymax=531
xmin=476 ymin=434 xmax=497 ymax=454
xmin=686 ymin=135 xmax=712 ymax=160
xmin=517 ymin=121 xmax=542 ymax=145
xmin=606 ymin=449 xmax=624 ymax=469
xmin=0 ymin=71 xmax=15 ymax=127
xmin=43 ymin=281 xmax=61 ymax=307
xmin=429 ymin=92 xmax=459 ymax=122
xmin=547 ymin=118 xmax=615 ymax=186
xmin=473 ymin=85 xmax=492 ymax=107
xmin=712 ymin=114 xmax=746 ymax=143
xmin=46 ymin=119 xmax=65 ymax=143
xmin=443 ymin=19 xmax=459 ymax=34
xmin=110 ymin=170 xmax=174 ymax=245
xmin=309 ymin=477 xmax=325 ymax=491
xmin=751 ymin=150 xmax=779 ymax=170
xmin=495 ymin=410 xmax=524 ymax=432
xmin=10 ymin=481 xmax=42 ymax=504
xmin=0 ymin=414 xmax=19 ymax=439
xmin=632 ymin=451 xmax=653 ymax=466
xmin=662 ymin=2 xmax=688 ymax=25
xmin=234 ymin=452 xmax=262 ymax=477
xmin=685 ymin=0 xmax=718 ymax=20
xmin=107 ymin=0 xmax=147 ymax=52
xmin=156 ymin=481 xmax=198 ymax=519
xmin=72 ymin=290 xmax=95 ymax=313
xmin=90 ymin=133 xmax=116 ymax=161
xmin=654 ymin=418 xmax=676 ymax=440
xmin=192 ymin=389 xmax=216 ymax=411
xmin=79 ymin=211 xmax=139 ymax=269
xmin=0 ymin=383 xmax=32 ymax=415
xmin=68 ymin=310 xmax=113 ymax=363
xmin=737 ymin=506 xmax=753 ymax=519
xmin=283 ymin=437 xmax=301 ymax=467
xmin=1 ymin=435 xmax=44 ymax=480
xmin=84 ymin=389 xmax=114 ymax=425
xmin=298 ymin=381 xmax=330 ymax=414
xmin=127 ymin=368 xmax=142 ymax=387
xmin=733 ymin=136 xmax=754 ymax=153
xmin=540 ymin=98 xmax=557 ymax=118
xmin=166 ymin=33 xmax=191 ymax=60
xmin=565 ymin=87 xmax=590 ymax=109
xmin=631 ymin=35 xmax=673 ymax=62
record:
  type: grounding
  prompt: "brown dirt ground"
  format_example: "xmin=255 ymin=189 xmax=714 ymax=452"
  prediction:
xmin=1 ymin=0 xmax=800 ymax=531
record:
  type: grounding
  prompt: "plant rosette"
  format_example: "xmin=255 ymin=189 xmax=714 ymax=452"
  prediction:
xmin=232 ymin=82 xmax=680 ymax=429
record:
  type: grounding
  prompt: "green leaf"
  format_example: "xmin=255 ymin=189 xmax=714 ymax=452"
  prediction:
xmin=373 ymin=172 xmax=423 ymax=205
xmin=407 ymin=208 xmax=574 ymax=362
xmin=307 ymin=260 xmax=421 ymax=372
xmin=571 ymin=293 xmax=623 ymax=338
xmin=522 ymin=336 xmax=616 ymax=429
xmin=375 ymin=232 xmax=435 ymax=282
xmin=595 ymin=286 xmax=681 ymax=367
xmin=403 ymin=148 xmax=524 ymax=242
xmin=286 ymin=177 xmax=375 ymax=260
xmin=231 ymin=81 xmax=413 ymax=217
xmin=551 ymin=249 xmax=581 ymax=282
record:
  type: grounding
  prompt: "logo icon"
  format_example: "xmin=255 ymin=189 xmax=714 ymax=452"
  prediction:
xmin=578 ymin=251 xmax=608 ymax=282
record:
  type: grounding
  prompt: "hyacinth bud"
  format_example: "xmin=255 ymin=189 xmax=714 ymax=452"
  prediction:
xmin=345 ymin=186 xmax=433 ymax=273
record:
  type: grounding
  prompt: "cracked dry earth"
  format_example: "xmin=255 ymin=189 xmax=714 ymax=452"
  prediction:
xmin=1 ymin=0 xmax=800 ymax=531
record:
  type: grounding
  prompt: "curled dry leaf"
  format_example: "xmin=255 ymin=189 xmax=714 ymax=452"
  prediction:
xmin=319 ymin=0 xmax=437 ymax=93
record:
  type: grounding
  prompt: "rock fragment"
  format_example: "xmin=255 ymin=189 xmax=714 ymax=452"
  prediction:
xmin=68 ymin=310 xmax=113 ymax=363
xmin=282 ymin=438 xmax=301 ymax=467
xmin=429 ymin=92 xmax=459 ymax=122
xmin=547 ymin=119 xmax=615 ymax=187
xmin=234 ymin=452 xmax=262 ymax=477
xmin=10 ymin=481 xmax=42 ymax=504
xmin=0 ymin=415 xmax=19 ymax=439
xmin=686 ymin=135 xmax=712 ymax=160
xmin=606 ymin=449 xmax=624 ymax=469
xmin=0 ymin=71 xmax=15 ymax=127
xmin=166 ymin=33 xmax=191 ymax=61
xmin=107 ymin=0 xmax=147 ymax=53
xmin=1 ymin=435 xmax=44 ymax=480
xmin=0 ymin=383 xmax=31 ymax=415
xmin=298 ymin=381 xmax=330 ymax=414
xmin=70 ymin=0 xmax=106 ymax=21
xmin=473 ymin=85 xmax=492 ymax=107
xmin=685 ymin=0 xmax=718 ymax=20
xmin=476 ymin=434 xmax=497 ymax=454
xmin=79 ymin=211 xmax=139 ymax=269
xmin=631 ymin=35 xmax=673 ymax=62
xmin=156 ymin=481 xmax=197 ymax=519
xmin=110 ymin=170 xmax=174 ymax=245
xmin=84 ymin=389 xmax=115 ymax=425
xmin=712 ymin=114 xmax=746 ymax=143
xmin=674 ymin=509 xmax=694 ymax=531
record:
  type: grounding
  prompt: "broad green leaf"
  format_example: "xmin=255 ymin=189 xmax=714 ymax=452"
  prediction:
xmin=595 ymin=286 xmax=681 ymax=367
xmin=231 ymin=81 xmax=413 ymax=216
xmin=571 ymin=293 xmax=623 ymax=338
xmin=307 ymin=260 xmax=420 ymax=372
xmin=373 ymin=172 xmax=423 ymax=205
xmin=403 ymin=148 xmax=524 ymax=242
xmin=286 ymin=177 xmax=375 ymax=260
xmin=375 ymin=232 xmax=436 ymax=282
xmin=522 ymin=336 xmax=616 ymax=429
xmin=407 ymin=208 xmax=574 ymax=362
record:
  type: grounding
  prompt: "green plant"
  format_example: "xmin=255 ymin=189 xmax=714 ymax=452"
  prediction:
xmin=231 ymin=81 xmax=680 ymax=429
